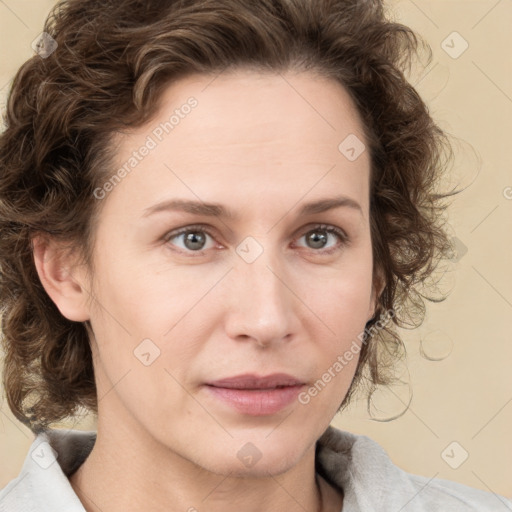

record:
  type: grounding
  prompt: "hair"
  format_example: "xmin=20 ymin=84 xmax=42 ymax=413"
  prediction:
xmin=0 ymin=0 xmax=459 ymax=434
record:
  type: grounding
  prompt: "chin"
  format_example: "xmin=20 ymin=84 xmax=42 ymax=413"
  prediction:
xmin=205 ymin=453 xmax=298 ymax=479
xmin=196 ymin=438 xmax=305 ymax=479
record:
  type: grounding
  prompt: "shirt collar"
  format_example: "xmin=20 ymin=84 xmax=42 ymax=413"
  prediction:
xmin=1 ymin=425 xmax=423 ymax=512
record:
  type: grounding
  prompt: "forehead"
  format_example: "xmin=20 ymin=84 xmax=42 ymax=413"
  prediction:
xmin=105 ymin=70 xmax=371 ymax=218
xmin=152 ymin=69 xmax=365 ymax=145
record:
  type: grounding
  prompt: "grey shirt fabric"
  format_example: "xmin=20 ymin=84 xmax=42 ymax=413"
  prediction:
xmin=1 ymin=425 xmax=510 ymax=511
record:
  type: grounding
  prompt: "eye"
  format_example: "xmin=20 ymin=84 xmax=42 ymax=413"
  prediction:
xmin=163 ymin=223 xmax=349 ymax=256
xmin=164 ymin=224 xmax=217 ymax=255
xmin=294 ymin=224 xmax=348 ymax=254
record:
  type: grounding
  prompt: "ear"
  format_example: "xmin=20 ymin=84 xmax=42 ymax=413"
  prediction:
xmin=31 ymin=234 xmax=91 ymax=322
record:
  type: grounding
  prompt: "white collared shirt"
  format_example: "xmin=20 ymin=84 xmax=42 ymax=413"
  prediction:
xmin=1 ymin=425 xmax=510 ymax=511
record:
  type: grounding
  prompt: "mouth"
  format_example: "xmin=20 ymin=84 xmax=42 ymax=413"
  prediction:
xmin=203 ymin=373 xmax=306 ymax=415
xmin=205 ymin=372 xmax=305 ymax=390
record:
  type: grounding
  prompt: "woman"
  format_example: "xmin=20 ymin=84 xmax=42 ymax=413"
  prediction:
xmin=0 ymin=0 xmax=510 ymax=510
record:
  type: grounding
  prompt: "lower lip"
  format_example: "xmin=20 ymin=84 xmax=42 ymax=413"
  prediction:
xmin=204 ymin=384 xmax=304 ymax=415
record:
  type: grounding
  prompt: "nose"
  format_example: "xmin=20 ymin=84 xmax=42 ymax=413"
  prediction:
xmin=223 ymin=246 xmax=298 ymax=349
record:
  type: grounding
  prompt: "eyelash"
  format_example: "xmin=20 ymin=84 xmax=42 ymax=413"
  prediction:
xmin=163 ymin=223 xmax=349 ymax=257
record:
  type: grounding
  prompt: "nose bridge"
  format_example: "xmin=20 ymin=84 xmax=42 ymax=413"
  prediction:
xmin=239 ymin=237 xmax=290 ymax=310
xmin=225 ymin=236 xmax=295 ymax=342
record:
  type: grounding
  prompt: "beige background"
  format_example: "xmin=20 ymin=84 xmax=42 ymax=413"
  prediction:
xmin=1 ymin=0 xmax=511 ymax=500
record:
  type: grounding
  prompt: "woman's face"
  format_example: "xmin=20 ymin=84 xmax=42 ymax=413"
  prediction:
xmin=79 ymin=70 xmax=378 ymax=475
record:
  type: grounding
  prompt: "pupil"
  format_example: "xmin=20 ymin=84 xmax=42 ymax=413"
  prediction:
xmin=308 ymin=230 xmax=327 ymax=249
xmin=185 ymin=232 xmax=205 ymax=250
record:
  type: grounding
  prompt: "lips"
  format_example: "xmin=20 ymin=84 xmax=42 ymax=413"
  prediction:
xmin=205 ymin=372 xmax=304 ymax=390
xmin=203 ymin=373 xmax=306 ymax=415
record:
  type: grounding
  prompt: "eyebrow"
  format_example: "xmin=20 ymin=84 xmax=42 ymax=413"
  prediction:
xmin=142 ymin=195 xmax=363 ymax=219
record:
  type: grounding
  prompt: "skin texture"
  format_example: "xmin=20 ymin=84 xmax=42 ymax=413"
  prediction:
xmin=32 ymin=70 xmax=381 ymax=512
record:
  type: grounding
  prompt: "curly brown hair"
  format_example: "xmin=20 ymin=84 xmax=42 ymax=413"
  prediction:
xmin=0 ymin=0 xmax=459 ymax=434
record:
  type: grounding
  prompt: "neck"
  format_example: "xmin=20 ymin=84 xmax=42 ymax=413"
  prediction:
xmin=68 ymin=417 xmax=341 ymax=512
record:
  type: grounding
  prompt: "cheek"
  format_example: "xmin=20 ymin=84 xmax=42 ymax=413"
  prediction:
xmin=89 ymin=248 xmax=168 ymax=334
xmin=87 ymin=265 xmax=194 ymax=425
xmin=308 ymin=264 xmax=373 ymax=341
xmin=87 ymin=255 xmax=204 ymax=386
xmin=297 ymin=267 xmax=372 ymax=407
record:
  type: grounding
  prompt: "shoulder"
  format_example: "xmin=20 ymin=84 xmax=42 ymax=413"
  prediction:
xmin=405 ymin=471 xmax=512 ymax=511
xmin=0 ymin=429 xmax=96 ymax=512
xmin=316 ymin=425 xmax=512 ymax=512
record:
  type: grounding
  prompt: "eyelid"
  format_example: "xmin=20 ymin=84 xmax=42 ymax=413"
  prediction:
xmin=162 ymin=224 xmax=221 ymax=255
xmin=163 ymin=222 xmax=349 ymax=255
xmin=291 ymin=223 xmax=349 ymax=254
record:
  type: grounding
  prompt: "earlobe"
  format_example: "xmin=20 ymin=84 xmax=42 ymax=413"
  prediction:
xmin=31 ymin=234 xmax=91 ymax=322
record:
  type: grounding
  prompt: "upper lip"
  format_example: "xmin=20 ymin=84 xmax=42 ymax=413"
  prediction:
xmin=205 ymin=373 xmax=305 ymax=390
